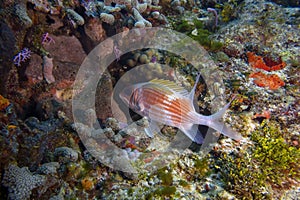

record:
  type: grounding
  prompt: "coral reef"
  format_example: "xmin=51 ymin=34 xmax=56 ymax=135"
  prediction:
xmin=66 ymin=8 xmax=85 ymax=27
xmin=14 ymin=3 xmax=33 ymax=28
xmin=268 ymin=0 xmax=300 ymax=7
xmin=0 ymin=0 xmax=299 ymax=199
xmin=36 ymin=162 xmax=60 ymax=175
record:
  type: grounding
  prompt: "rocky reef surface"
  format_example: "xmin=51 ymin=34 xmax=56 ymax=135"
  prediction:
xmin=0 ymin=0 xmax=299 ymax=199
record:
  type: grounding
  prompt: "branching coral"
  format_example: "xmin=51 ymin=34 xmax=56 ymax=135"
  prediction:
xmin=13 ymin=48 xmax=32 ymax=66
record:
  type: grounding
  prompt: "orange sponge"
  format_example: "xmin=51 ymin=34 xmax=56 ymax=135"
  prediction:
xmin=249 ymin=72 xmax=285 ymax=90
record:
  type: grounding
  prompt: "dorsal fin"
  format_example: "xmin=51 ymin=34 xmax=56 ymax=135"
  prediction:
xmin=149 ymin=79 xmax=189 ymax=97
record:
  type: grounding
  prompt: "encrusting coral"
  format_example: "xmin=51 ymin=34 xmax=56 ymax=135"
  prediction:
xmin=0 ymin=95 xmax=10 ymax=110
xmin=2 ymin=164 xmax=46 ymax=200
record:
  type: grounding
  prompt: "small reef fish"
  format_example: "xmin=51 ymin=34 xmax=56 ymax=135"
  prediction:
xmin=120 ymin=74 xmax=242 ymax=144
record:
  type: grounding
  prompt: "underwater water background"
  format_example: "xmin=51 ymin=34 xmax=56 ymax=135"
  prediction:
xmin=0 ymin=0 xmax=299 ymax=199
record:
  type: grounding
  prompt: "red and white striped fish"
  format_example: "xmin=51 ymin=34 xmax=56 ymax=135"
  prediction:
xmin=120 ymin=74 xmax=242 ymax=144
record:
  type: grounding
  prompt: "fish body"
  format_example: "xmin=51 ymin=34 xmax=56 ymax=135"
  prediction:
xmin=120 ymin=74 xmax=242 ymax=144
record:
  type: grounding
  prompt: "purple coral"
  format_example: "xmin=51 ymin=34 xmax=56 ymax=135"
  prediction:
xmin=13 ymin=48 xmax=32 ymax=66
xmin=41 ymin=32 xmax=55 ymax=45
xmin=150 ymin=55 xmax=157 ymax=63
xmin=81 ymin=0 xmax=98 ymax=17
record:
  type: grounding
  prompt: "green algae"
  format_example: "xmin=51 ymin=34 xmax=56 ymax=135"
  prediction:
xmin=25 ymin=25 xmax=49 ymax=56
xmin=193 ymin=156 xmax=211 ymax=177
xmin=129 ymin=185 xmax=177 ymax=199
xmin=225 ymin=79 xmax=242 ymax=91
xmin=127 ymin=188 xmax=134 ymax=195
xmin=215 ymin=151 xmax=271 ymax=200
xmin=220 ymin=3 xmax=235 ymax=23
xmin=254 ymin=7 xmax=287 ymax=27
xmin=290 ymin=58 xmax=300 ymax=67
xmin=214 ymin=120 xmax=300 ymax=199
xmin=157 ymin=167 xmax=173 ymax=186
xmin=189 ymin=29 xmax=223 ymax=52
xmin=175 ymin=20 xmax=194 ymax=33
xmin=178 ymin=179 xmax=189 ymax=187
xmin=215 ymin=0 xmax=244 ymax=23
xmin=251 ymin=120 xmax=300 ymax=185
xmin=154 ymin=186 xmax=177 ymax=197
xmin=173 ymin=19 xmax=223 ymax=52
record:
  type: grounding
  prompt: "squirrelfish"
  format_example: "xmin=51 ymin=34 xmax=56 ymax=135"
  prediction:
xmin=120 ymin=74 xmax=242 ymax=144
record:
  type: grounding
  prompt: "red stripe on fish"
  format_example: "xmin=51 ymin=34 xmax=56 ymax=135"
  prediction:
xmin=120 ymin=78 xmax=243 ymax=143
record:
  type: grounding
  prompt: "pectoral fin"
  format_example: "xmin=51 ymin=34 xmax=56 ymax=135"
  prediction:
xmin=144 ymin=119 xmax=161 ymax=138
xmin=179 ymin=123 xmax=204 ymax=144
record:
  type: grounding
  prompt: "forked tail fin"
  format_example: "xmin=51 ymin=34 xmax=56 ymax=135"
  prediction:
xmin=202 ymin=97 xmax=243 ymax=141
xmin=205 ymin=119 xmax=242 ymax=141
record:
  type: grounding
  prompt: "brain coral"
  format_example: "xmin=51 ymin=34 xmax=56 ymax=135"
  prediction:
xmin=2 ymin=164 xmax=46 ymax=200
